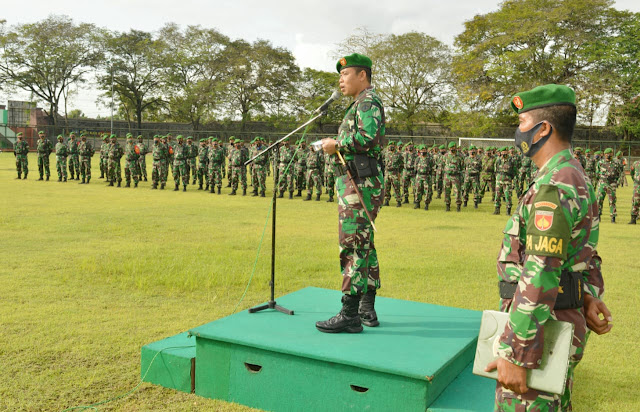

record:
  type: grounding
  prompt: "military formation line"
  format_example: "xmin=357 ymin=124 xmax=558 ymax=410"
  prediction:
xmin=10 ymin=131 xmax=640 ymax=223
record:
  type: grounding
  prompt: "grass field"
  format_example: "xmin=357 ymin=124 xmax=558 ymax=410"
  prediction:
xmin=1 ymin=154 xmax=638 ymax=411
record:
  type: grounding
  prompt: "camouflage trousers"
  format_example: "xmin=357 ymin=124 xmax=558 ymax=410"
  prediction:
xmin=597 ymin=181 xmax=617 ymax=218
xmin=631 ymin=184 xmax=640 ymax=218
xmin=227 ymin=164 xmax=233 ymax=184
xmin=463 ymin=174 xmax=482 ymax=203
xmin=125 ymin=159 xmax=140 ymax=184
xmin=496 ymin=299 xmax=589 ymax=412
xmin=56 ymin=157 xmax=67 ymax=180
xmin=100 ymin=157 xmax=108 ymax=176
xmin=163 ymin=159 xmax=171 ymax=183
xmin=413 ymin=174 xmax=432 ymax=205
xmin=173 ymin=162 xmax=188 ymax=186
xmin=305 ymin=167 xmax=322 ymax=195
xmin=251 ymin=165 xmax=258 ymax=188
xmin=80 ymin=157 xmax=91 ymax=180
xmin=152 ymin=160 xmax=167 ymax=185
xmin=384 ymin=171 xmax=402 ymax=203
xmin=187 ymin=158 xmax=197 ymax=183
xmin=138 ymin=157 xmax=147 ymax=179
xmin=494 ymin=178 xmax=513 ymax=208
xmin=68 ymin=154 xmax=80 ymax=177
xmin=230 ymin=166 xmax=247 ymax=191
xmin=208 ymin=164 xmax=223 ymax=188
xmin=278 ymin=164 xmax=294 ymax=194
xmin=197 ymin=162 xmax=208 ymax=186
xmin=295 ymin=165 xmax=306 ymax=191
xmin=16 ymin=155 xmax=28 ymax=176
xmin=107 ymin=158 xmax=122 ymax=183
xmin=435 ymin=170 xmax=444 ymax=196
xmin=325 ymin=166 xmax=336 ymax=197
xmin=444 ymin=173 xmax=462 ymax=206
xmin=37 ymin=155 xmax=50 ymax=177
xmin=253 ymin=165 xmax=267 ymax=194
xmin=337 ymin=173 xmax=383 ymax=295
xmin=401 ymin=169 xmax=415 ymax=199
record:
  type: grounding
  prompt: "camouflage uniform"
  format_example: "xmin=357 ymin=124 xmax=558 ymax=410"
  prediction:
xmin=596 ymin=153 xmax=623 ymax=221
xmin=14 ymin=138 xmax=29 ymax=179
xmin=36 ymin=135 xmax=53 ymax=180
xmin=151 ymin=138 xmax=168 ymax=189
xmin=435 ymin=148 xmax=447 ymax=198
xmin=510 ymin=149 xmax=522 ymax=197
xmin=494 ymin=152 xmax=517 ymax=214
xmin=584 ymin=152 xmax=597 ymax=184
xmin=67 ymin=136 xmax=80 ymax=180
xmin=443 ymin=147 xmax=464 ymax=211
xmin=241 ymin=144 xmax=250 ymax=191
xmin=630 ymin=160 xmax=640 ymax=224
xmin=401 ymin=145 xmax=417 ymax=203
xmin=99 ymin=136 xmax=109 ymax=178
xmin=277 ymin=143 xmax=295 ymax=197
xmin=335 ymin=85 xmax=384 ymax=295
xmin=55 ymin=138 xmax=68 ymax=181
xmin=78 ymin=137 xmax=94 ymax=183
xmin=229 ymin=142 xmax=248 ymax=195
xmin=304 ymin=147 xmax=323 ymax=200
xmin=383 ymin=146 xmax=403 ymax=206
xmin=413 ymin=149 xmax=434 ymax=209
xmin=165 ymin=136 xmax=175 ymax=182
xmin=251 ymin=142 xmax=268 ymax=197
xmin=207 ymin=142 xmax=225 ymax=193
xmin=124 ymin=139 xmax=140 ymax=187
xmin=197 ymin=141 xmax=209 ymax=190
xmin=186 ymin=139 xmax=198 ymax=184
xmin=172 ymin=139 xmax=188 ymax=190
xmin=463 ymin=152 xmax=482 ymax=207
xmin=137 ymin=137 xmax=148 ymax=181
xmin=293 ymin=143 xmax=307 ymax=196
xmin=107 ymin=137 xmax=124 ymax=186
xmin=481 ymin=152 xmax=496 ymax=199
xmin=324 ymin=152 xmax=338 ymax=202
xmin=496 ymin=148 xmax=603 ymax=411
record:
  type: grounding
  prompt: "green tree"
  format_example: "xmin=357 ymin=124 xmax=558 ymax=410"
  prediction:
xmin=0 ymin=15 xmax=103 ymax=126
xmin=294 ymin=68 xmax=347 ymax=129
xmin=98 ymin=29 xmax=166 ymax=130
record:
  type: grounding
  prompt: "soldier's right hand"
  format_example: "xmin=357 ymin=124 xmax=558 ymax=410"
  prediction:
xmin=584 ymin=295 xmax=613 ymax=335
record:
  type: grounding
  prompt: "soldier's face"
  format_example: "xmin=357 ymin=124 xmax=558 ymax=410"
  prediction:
xmin=339 ymin=67 xmax=365 ymax=98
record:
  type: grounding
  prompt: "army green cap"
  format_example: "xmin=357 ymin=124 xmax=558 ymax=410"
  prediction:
xmin=397 ymin=142 xmax=404 ymax=147
xmin=176 ymin=135 xmax=184 ymax=140
xmin=616 ymin=151 xmax=622 ymax=156
xmin=153 ymin=134 xmax=159 ymax=138
xmin=336 ymin=53 xmax=373 ymax=73
xmin=448 ymin=141 xmax=456 ymax=149
xmin=574 ymin=147 xmax=583 ymax=152
xmin=186 ymin=136 xmax=193 ymax=140
xmin=199 ymin=138 xmax=205 ymax=142
xmin=17 ymin=132 xmax=24 ymax=137
xmin=604 ymin=148 xmax=613 ymax=154
xmin=510 ymin=84 xmax=576 ymax=114
xmin=469 ymin=145 xmax=476 ymax=150
xmin=70 ymin=132 xmax=76 ymax=136
xmin=102 ymin=135 xmax=108 ymax=140
xmin=229 ymin=136 xmax=236 ymax=141
xmin=585 ymin=149 xmax=591 ymax=153
xmin=438 ymin=144 xmax=445 ymax=150
xmin=57 ymin=134 xmax=63 ymax=139
xmin=387 ymin=141 xmax=395 ymax=146
xmin=127 ymin=135 xmax=134 ymax=139
xmin=137 ymin=135 xmax=143 ymax=139
xmin=595 ymin=150 xmax=602 ymax=155
xmin=236 ymin=139 xmax=243 ymax=143
xmin=110 ymin=134 xmax=117 ymax=138
xmin=38 ymin=131 xmax=45 ymax=135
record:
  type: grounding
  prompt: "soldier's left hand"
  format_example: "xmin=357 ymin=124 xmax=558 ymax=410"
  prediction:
xmin=584 ymin=294 xmax=613 ymax=335
xmin=322 ymin=138 xmax=338 ymax=155
xmin=485 ymin=357 xmax=529 ymax=394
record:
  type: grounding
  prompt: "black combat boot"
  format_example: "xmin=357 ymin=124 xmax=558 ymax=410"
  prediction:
xmin=463 ymin=200 xmax=468 ymax=207
xmin=174 ymin=184 xmax=179 ymax=191
xmin=87 ymin=177 xmax=90 ymax=184
xmin=183 ymin=185 xmax=187 ymax=192
xmin=396 ymin=201 xmax=402 ymax=207
xmin=58 ymin=176 xmax=62 ymax=182
xmin=611 ymin=216 xmax=616 ymax=223
xmin=629 ymin=216 xmax=637 ymax=225
xmin=109 ymin=181 xmax=114 ymax=187
xmin=117 ymin=181 xmax=121 ymax=187
xmin=23 ymin=173 xmax=28 ymax=179
xmin=474 ymin=201 xmax=478 ymax=209
xmin=205 ymin=184 xmax=209 ymax=191
xmin=289 ymin=191 xmax=293 ymax=199
xmin=278 ymin=191 xmax=284 ymax=198
xmin=424 ymin=203 xmax=429 ymax=211
xmin=304 ymin=194 xmax=312 ymax=201
xmin=198 ymin=184 xmax=203 ymax=190
xmin=493 ymin=206 xmax=500 ymax=215
xmin=16 ymin=173 xmax=21 ymax=179
xmin=437 ymin=193 xmax=441 ymax=199
xmin=403 ymin=196 xmax=409 ymax=204
xmin=144 ymin=177 xmax=147 ymax=182
xmin=296 ymin=190 xmax=302 ymax=197
xmin=38 ymin=176 xmax=44 ymax=181
xmin=192 ymin=179 xmax=196 ymax=185
xmin=229 ymin=189 xmax=236 ymax=195
xmin=161 ymin=183 xmax=165 ymax=190
xmin=315 ymin=294 xmax=363 ymax=334
xmin=414 ymin=202 xmax=419 ymax=209
xmin=457 ymin=204 xmax=461 ymax=212
xmin=479 ymin=198 xmax=483 ymax=204
xmin=383 ymin=199 xmax=389 ymax=207
xmin=152 ymin=184 xmax=157 ymax=190
xmin=99 ymin=173 xmax=104 ymax=178
xmin=80 ymin=178 xmax=85 ymax=184
xmin=359 ymin=290 xmax=380 ymax=327
xmin=217 ymin=187 xmax=221 ymax=194
xmin=315 ymin=193 xmax=320 ymax=201
xmin=63 ymin=177 xmax=67 ymax=182
xmin=327 ymin=196 xmax=334 ymax=203
xmin=125 ymin=182 xmax=130 ymax=188
xmin=446 ymin=204 xmax=451 ymax=212
xmin=46 ymin=175 xmax=50 ymax=181
xmin=252 ymin=190 xmax=258 ymax=197
xmin=507 ymin=206 xmax=512 ymax=215
xmin=209 ymin=186 xmax=214 ymax=193
xmin=242 ymin=188 xmax=246 ymax=196
xmin=261 ymin=191 xmax=266 ymax=197
xmin=134 ymin=181 xmax=138 ymax=188
xmin=226 ymin=182 xmax=231 ymax=188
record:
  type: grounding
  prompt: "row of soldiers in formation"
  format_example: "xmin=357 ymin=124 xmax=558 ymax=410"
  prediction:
xmin=12 ymin=131 xmax=640 ymax=223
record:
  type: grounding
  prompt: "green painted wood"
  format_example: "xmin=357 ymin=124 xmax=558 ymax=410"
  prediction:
xmin=141 ymin=332 xmax=195 ymax=393
xmin=428 ymin=363 xmax=496 ymax=411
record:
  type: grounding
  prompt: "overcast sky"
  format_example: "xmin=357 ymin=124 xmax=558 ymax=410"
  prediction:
xmin=2 ymin=0 xmax=639 ymax=117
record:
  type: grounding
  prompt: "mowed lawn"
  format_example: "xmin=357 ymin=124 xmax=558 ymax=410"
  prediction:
xmin=0 ymin=153 xmax=638 ymax=411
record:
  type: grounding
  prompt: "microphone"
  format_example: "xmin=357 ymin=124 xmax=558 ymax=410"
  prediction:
xmin=314 ymin=91 xmax=341 ymax=114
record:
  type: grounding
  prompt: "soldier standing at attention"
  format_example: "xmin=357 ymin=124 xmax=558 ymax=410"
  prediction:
xmin=317 ymin=53 xmax=384 ymax=334
xmin=480 ymin=147 xmax=496 ymax=203
xmin=229 ymin=139 xmax=248 ymax=196
xmin=401 ymin=141 xmax=416 ymax=204
xmin=55 ymin=135 xmax=68 ymax=182
xmin=67 ymin=132 xmax=80 ymax=180
xmin=596 ymin=148 xmax=622 ymax=223
xmin=78 ymin=133 xmax=94 ymax=184
xmin=304 ymin=142 xmax=323 ymax=201
xmin=277 ymin=139 xmax=295 ymax=199
xmin=443 ymin=142 xmax=464 ymax=212
xmin=463 ymin=145 xmax=483 ymax=209
xmin=584 ymin=149 xmax=596 ymax=183
xmin=166 ymin=134 xmax=175 ymax=178
xmin=137 ymin=135 xmax=148 ymax=182
xmin=486 ymin=84 xmax=612 ymax=411
xmin=124 ymin=135 xmax=140 ymax=188
xmin=413 ymin=144 xmax=434 ymax=210
xmin=99 ymin=134 xmax=109 ymax=179
xmin=14 ymin=132 xmax=29 ymax=179
xmin=226 ymin=136 xmax=236 ymax=187
xmin=36 ymin=130 xmax=53 ymax=181
xmin=294 ymin=139 xmax=307 ymax=197
xmin=615 ymin=151 xmax=627 ymax=187
xmin=185 ymin=136 xmax=198 ymax=185
xmin=324 ymin=151 xmax=337 ymax=202
xmin=383 ymin=141 xmax=403 ymax=207
xmin=207 ymin=138 xmax=225 ymax=194
xmin=108 ymin=134 xmax=124 ymax=187
xmin=629 ymin=158 xmax=640 ymax=225
xmin=494 ymin=147 xmax=516 ymax=215
xmin=252 ymin=137 xmax=268 ymax=197
xmin=435 ymin=144 xmax=447 ymax=199
xmin=172 ymin=135 xmax=188 ymax=192
xmin=197 ymin=138 xmax=209 ymax=190
xmin=151 ymin=135 xmax=167 ymax=190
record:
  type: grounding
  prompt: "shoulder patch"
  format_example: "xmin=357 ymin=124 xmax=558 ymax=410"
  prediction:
xmin=359 ymin=102 xmax=372 ymax=112
xmin=525 ymin=184 xmax=571 ymax=259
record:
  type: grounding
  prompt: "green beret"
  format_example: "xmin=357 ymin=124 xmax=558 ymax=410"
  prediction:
xmin=336 ymin=53 xmax=372 ymax=73
xmin=574 ymin=147 xmax=583 ymax=152
xmin=137 ymin=135 xmax=143 ymax=139
xmin=511 ymin=84 xmax=576 ymax=114
xmin=110 ymin=134 xmax=117 ymax=138
xmin=38 ymin=131 xmax=45 ymax=135
xmin=604 ymin=148 xmax=613 ymax=154
xmin=17 ymin=132 xmax=23 ymax=137
xmin=448 ymin=142 xmax=456 ymax=149
xmin=126 ymin=133 xmax=132 ymax=137
xmin=153 ymin=134 xmax=159 ymax=138
xmin=585 ymin=149 xmax=591 ymax=153
xmin=469 ymin=145 xmax=476 ymax=150
xmin=57 ymin=135 xmax=63 ymax=139
xmin=236 ymin=139 xmax=243 ymax=143
xmin=616 ymin=151 xmax=622 ymax=156
xmin=397 ymin=142 xmax=404 ymax=147
xmin=186 ymin=136 xmax=193 ymax=140
xmin=595 ymin=150 xmax=602 ymax=155
xmin=69 ymin=132 xmax=76 ymax=136
xmin=127 ymin=135 xmax=134 ymax=140
xmin=102 ymin=136 xmax=108 ymax=141
xmin=439 ymin=144 xmax=445 ymax=150
xmin=176 ymin=135 xmax=184 ymax=140
xmin=500 ymin=146 xmax=508 ymax=152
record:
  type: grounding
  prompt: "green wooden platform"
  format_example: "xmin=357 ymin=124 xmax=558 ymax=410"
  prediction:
xmin=142 ymin=287 xmax=495 ymax=411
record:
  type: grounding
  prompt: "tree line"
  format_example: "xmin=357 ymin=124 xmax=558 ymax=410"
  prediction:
xmin=0 ymin=0 xmax=639 ymax=138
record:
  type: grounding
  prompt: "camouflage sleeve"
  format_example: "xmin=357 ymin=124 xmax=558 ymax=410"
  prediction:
xmin=497 ymin=184 xmax=573 ymax=369
xmin=584 ymin=251 xmax=604 ymax=299
xmin=337 ymin=100 xmax=382 ymax=155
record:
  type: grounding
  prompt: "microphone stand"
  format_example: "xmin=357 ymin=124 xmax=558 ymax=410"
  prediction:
xmin=246 ymin=111 xmax=328 ymax=315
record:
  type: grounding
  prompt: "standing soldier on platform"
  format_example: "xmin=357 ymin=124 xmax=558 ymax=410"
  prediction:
xmin=208 ymin=138 xmax=225 ymax=194
xmin=99 ymin=135 xmax=109 ymax=178
xmin=78 ymin=133 xmax=94 ymax=184
xmin=401 ymin=141 xmax=417 ymax=204
xmin=463 ymin=145 xmax=483 ymax=209
xmin=151 ymin=135 xmax=167 ymax=190
xmin=443 ymin=142 xmax=464 ymax=212
xmin=383 ymin=141 xmax=403 ymax=207
xmin=493 ymin=147 xmax=516 ymax=215
xmin=304 ymin=143 xmax=324 ymax=201
xmin=36 ymin=130 xmax=53 ymax=181
xmin=324 ymin=151 xmax=337 ymax=202
xmin=55 ymin=135 xmax=68 ymax=182
xmin=629 ymin=158 xmax=640 ymax=225
xmin=487 ymin=84 xmax=612 ymax=411
xmin=294 ymin=139 xmax=307 ymax=197
xmin=124 ymin=135 xmax=140 ymax=188
xmin=67 ymin=132 xmax=80 ymax=180
xmin=413 ymin=144 xmax=434 ymax=210
xmin=251 ymin=138 xmax=268 ymax=197
xmin=107 ymin=134 xmax=123 ymax=187
xmin=172 ymin=135 xmax=188 ymax=191
xmin=596 ymin=148 xmax=622 ymax=223
xmin=14 ymin=132 xmax=29 ymax=179
xmin=136 ymin=135 xmax=148 ymax=182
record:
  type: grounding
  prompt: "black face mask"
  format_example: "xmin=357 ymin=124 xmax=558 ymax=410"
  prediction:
xmin=515 ymin=121 xmax=553 ymax=157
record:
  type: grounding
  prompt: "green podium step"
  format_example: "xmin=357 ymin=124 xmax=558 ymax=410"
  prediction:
xmin=428 ymin=363 xmax=496 ymax=411
xmin=141 ymin=332 xmax=196 ymax=394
